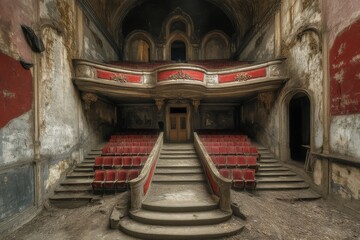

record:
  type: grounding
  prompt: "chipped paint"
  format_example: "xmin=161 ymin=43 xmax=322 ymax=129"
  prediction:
xmin=45 ymin=159 xmax=70 ymax=191
xmin=332 ymin=163 xmax=360 ymax=200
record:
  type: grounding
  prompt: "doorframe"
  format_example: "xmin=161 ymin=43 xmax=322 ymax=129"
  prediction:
xmin=165 ymin=103 xmax=192 ymax=142
xmin=280 ymin=89 xmax=314 ymax=162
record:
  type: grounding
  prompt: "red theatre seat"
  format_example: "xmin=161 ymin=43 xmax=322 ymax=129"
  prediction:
xmin=132 ymin=156 xmax=141 ymax=167
xmin=244 ymin=169 xmax=256 ymax=190
xmin=123 ymin=157 xmax=132 ymax=168
xmin=94 ymin=157 xmax=103 ymax=170
xmin=236 ymin=156 xmax=247 ymax=168
xmin=116 ymin=170 xmax=128 ymax=190
xmin=247 ymin=156 xmax=258 ymax=171
xmin=232 ymin=169 xmax=245 ymax=189
xmin=219 ymin=169 xmax=231 ymax=179
xmin=103 ymin=157 xmax=113 ymax=169
xmin=92 ymin=170 xmax=105 ymax=193
xmin=103 ymin=170 xmax=117 ymax=192
xmin=226 ymin=155 xmax=237 ymax=168
xmin=113 ymin=157 xmax=123 ymax=168
xmin=128 ymin=169 xmax=140 ymax=181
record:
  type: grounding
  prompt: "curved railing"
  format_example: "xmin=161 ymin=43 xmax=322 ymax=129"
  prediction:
xmin=129 ymin=132 xmax=163 ymax=211
xmin=194 ymin=132 xmax=232 ymax=212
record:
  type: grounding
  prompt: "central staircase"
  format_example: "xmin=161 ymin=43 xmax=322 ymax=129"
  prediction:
xmin=119 ymin=144 xmax=244 ymax=239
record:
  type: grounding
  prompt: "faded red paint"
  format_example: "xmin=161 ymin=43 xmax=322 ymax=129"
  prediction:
xmin=0 ymin=52 xmax=33 ymax=128
xmin=330 ymin=18 xmax=360 ymax=115
xmin=157 ymin=69 xmax=204 ymax=81
xmin=218 ymin=68 xmax=266 ymax=83
xmin=97 ymin=69 xmax=142 ymax=83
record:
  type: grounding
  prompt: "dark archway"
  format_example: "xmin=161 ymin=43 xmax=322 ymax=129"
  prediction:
xmin=171 ymin=40 xmax=186 ymax=61
xmin=289 ymin=94 xmax=310 ymax=161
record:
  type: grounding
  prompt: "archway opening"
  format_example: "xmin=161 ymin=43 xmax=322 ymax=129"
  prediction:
xmin=171 ymin=40 xmax=186 ymax=61
xmin=289 ymin=94 xmax=310 ymax=161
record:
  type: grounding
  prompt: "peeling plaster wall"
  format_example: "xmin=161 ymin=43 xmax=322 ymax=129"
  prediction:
xmin=0 ymin=0 xmax=36 ymax=225
xmin=325 ymin=0 xmax=360 ymax=206
xmin=240 ymin=0 xmax=323 ymax=157
xmin=327 ymin=1 xmax=360 ymax=160
xmin=83 ymin=14 xmax=118 ymax=61
xmin=240 ymin=16 xmax=275 ymax=62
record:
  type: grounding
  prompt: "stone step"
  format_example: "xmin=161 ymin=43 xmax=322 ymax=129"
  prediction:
xmin=49 ymin=193 xmax=99 ymax=201
xmin=161 ymin=150 xmax=196 ymax=154
xmin=157 ymin=160 xmax=201 ymax=168
xmin=130 ymin=209 xmax=232 ymax=226
xmin=257 ymin=167 xmax=289 ymax=172
xmin=76 ymin=163 xmax=95 ymax=168
xmin=153 ymin=174 xmax=206 ymax=183
xmin=54 ymin=185 xmax=93 ymax=193
xmin=61 ymin=178 xmax=93 ymax=186
xmin=119 ymin=216 xmax=244 ymax=240
xmin=155 ymin=168 xmax=203 ymax=174
xmin=259 ymin=163 xmax=283 ymax=168
xmin=67 ymin=172 xmax=94 ymax=178
xmin=256 ymin=182 xmax=310 ymax=190
xmin=82 ymin=160 xmax=95 ymax=164
xmin=162 ymin=145 xmax=195 ymax=151
xmin=73 ymin=168 xmax=94 ymax=172
xmin=159 ymin=154 xmax=198 ymax=160
xmin=143 ymin=183 xmax=217 ymax=212
xmin=256 ymin=171 xmax=297 ymax=177
xmin=259 ymin=159 xmax=279 ymax=163
xmin=261 ymin=154 xmax=275 ymax=159
xmin=257 ymin=177 xmax=305 ymax=183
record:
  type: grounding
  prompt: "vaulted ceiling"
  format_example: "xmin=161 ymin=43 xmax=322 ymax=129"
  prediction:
xmin=86 ymin=0 xmax=278 ymax=48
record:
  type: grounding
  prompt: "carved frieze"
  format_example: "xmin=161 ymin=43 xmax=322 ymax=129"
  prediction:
xmin=269 ymin=65 xmax=281 ymax=77
xmin=111 ymin=74 xmax=128 ymax=83
xmin=235 ymin=72 xmax=251 ymax=82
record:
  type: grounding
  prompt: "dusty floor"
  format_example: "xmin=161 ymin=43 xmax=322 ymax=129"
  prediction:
xmin=4 ymin=190 xmax=360 ymax=240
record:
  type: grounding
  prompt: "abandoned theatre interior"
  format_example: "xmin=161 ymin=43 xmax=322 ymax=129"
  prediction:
xmin=0 ymin=0 xmax=360 ymax=239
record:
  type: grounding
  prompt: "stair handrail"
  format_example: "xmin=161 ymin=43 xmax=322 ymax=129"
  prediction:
xmin=194 ymin=132 xmax=232 ymax=212
xmin=129 ymin=132 xmax=163 ymax=211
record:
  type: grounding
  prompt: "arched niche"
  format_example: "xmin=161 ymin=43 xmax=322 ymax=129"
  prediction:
xmin=124 ymin=30 xmax=156 ymax=62
xmin=201 ymin=31 xmax=230 ymax=60
xmin=279 ymin=89 xmax=314 ymax=163
xmin=161 ymin=7 xmax=195 ymax=39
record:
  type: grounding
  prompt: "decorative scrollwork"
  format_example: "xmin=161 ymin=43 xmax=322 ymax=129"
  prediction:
xmin=76 ymin=65 xmax=96 ymax=78
xmin=111 ymin=74 xmax=128 ymax=83
xmin=235 ymin=72 xmax=251 ymax=82
xmin=270 ymin=65 xmax=280 ymax=77
xmin=167 ymin=70 xmax=193 ymax=80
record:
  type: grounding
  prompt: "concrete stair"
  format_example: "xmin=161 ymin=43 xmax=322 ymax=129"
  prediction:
xmin=254 ymin=143 xmax=310 ymax=190
xmin=119 ymin=143 xmax=244 ymax=239
xmin=48 ymin=144 xmax=105 ymax=208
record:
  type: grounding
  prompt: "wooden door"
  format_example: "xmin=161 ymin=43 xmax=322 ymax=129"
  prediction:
xmin=169 ymin=113 xmax=187 ymax=142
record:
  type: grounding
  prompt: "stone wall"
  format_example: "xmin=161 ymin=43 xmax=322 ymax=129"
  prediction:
xmin=325 ymin=0 xmax=360 ymax=207
xmin=0 ymin=0 xmax=117 ymax=235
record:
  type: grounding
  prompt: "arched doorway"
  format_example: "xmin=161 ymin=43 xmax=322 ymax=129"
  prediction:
xmin=289 ymin=93 xmax=310 ymax=161
xmin=171 ymin=40 xmax=186 ymax=61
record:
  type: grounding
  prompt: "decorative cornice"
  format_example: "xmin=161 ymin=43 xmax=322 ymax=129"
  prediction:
xmin=167 ymin=70 xmax=193 ymax=80
xmin=76 ymin=0 xmax=122 ymax=58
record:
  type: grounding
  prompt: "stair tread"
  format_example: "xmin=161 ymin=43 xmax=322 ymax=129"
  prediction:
xmin=73 ymin=168 xmax=94 ymax=172
xmin=257 ymin=177 xmax=305 ymax=183
xmin=256 ymin=171 xmax=296 ymax=177
xmin=130 ymin=209 xmax=232 ymax=225
xmin=153 ymin=174 xmax=206 ymax=182
xmin=256 ymin=182 xmax=309 ymax=190
xmin=49 ymin=193 xmax=100 ymax=200
xmin=258 ymin=167 xmax=289 ymax=171
xmin=55 ymin=185 xmax=93 ymax=193
xmin=67 ymin=172 xmax=94 ymax=178
xmin=120 ymin=216 xmax=244 ymax=240
xmin=62 ymin=179 xmax=93 ymax=185
xmin=155 ymin=168 xmax=203 ymax=174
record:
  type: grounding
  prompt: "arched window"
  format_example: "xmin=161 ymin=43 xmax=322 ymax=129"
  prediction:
xmin=171 ymin=40 xmax=186 ymax=61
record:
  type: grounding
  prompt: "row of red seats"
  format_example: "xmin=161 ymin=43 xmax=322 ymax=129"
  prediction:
xmin=211 ymin=155 xmax=258 ymax=170
xmin=109 ymin=138 xmax=157 ymax=143
xmin=202 ymin=141 xmax=251 ymax=147
xmin=206 ymin=146 xmax=259 ymax=156
xmin=102 ymin=146 xmax=154 ymax=155
xmin=110 ymin=134 xmax=158 ymax=139
xmin=105 ymin=141 xmax=156 ymax=146
xmin=219 ymin=168 xmax=256 ymax=190
xmin=94 ymin=156 xmax=147 ymax=170
xmin=92 ymin=169 xmax=140 ymax=193
xmin=200 ymin=138 xmax=250 ymax=142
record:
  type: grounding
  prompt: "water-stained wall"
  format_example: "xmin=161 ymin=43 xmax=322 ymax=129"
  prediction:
xmin=0 ymin=0 xmax=117 ymax=235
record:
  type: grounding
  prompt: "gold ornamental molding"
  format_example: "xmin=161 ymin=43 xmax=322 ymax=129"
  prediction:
xmin=111 ymin=74 xmax=128 ymax=83
xmin=234 ymin=72 xmax=251 ymax=82
xmin=167 ymin=70 xmax=193 ymax=80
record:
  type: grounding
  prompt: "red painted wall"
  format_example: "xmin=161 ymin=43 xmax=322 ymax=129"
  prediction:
xmin=0 ymin=52 xmax=33 ymax=128
xmin=330 ymin=18 xmax=360 ymax=115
